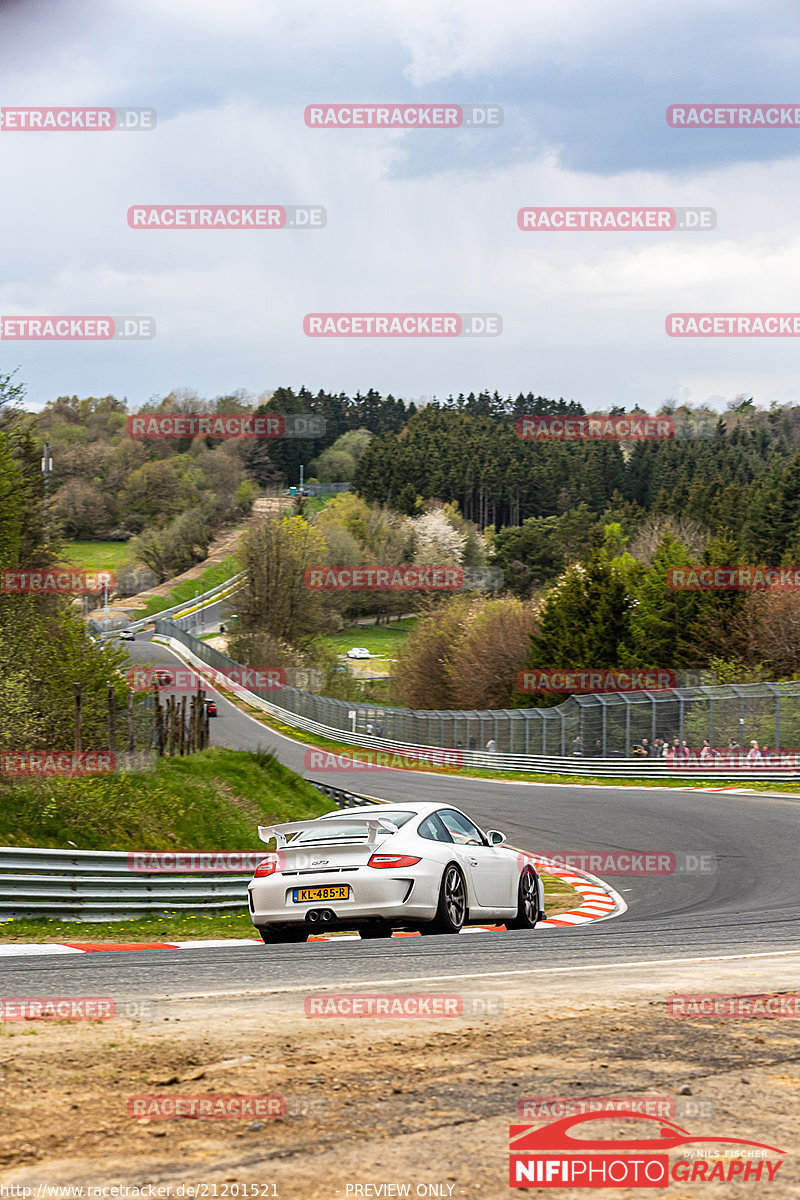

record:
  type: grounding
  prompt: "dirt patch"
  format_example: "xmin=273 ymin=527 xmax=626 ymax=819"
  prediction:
xmin=2 ymin=958 xmax=799 ymax=1197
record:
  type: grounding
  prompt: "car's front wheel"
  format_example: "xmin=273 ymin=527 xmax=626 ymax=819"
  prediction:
xmin=506 ymin=866 xmax=540 ymax=929
xmin=422 ymin=863 xmax=466 ymax=934
xmin=258 ymin=927 xmax=309 ymax=944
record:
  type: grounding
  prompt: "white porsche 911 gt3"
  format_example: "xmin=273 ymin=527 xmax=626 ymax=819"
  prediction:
xmin=247 ymin=801 xmax=545 ymax=943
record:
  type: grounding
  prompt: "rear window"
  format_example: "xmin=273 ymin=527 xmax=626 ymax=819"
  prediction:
xmin=292 ymin=812 xmax=414 ymax=843
xmin=318 ymin=810 xmax=415 ymax=828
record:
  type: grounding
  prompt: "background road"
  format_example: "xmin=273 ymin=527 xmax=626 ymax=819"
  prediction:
xmin=8 ymin=633 xmax=799 ymax=996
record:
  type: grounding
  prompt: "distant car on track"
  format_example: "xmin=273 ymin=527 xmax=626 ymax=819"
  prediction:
xmin=248 ymin=801 xmax=545 ymax=943
xmin=205 ymin=699 xmax=217 ymax=716
xmin=153 ymin=669 xmax=173 ymax=686
xmin=346 ymin=647 xmax=370 ymax=659
xmin=119 ymin=629 xmax=135 ymax=641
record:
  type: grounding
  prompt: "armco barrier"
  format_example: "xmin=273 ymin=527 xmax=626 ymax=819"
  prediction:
xmin=154 ymin=623 xmax=800 ymax=781
xmin=0 ymin=784 xmax=370 ymax=921
xmin=92 ymin=572 xmax=246 ymax=636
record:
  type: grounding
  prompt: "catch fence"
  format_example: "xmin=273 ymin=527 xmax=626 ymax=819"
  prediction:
xmin=154 ymin=621 xmax=800 ymax=762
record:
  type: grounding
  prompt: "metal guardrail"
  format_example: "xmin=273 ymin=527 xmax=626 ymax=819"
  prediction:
xmin=0 ymin=785 xmax=371 ymax=921
xmin=0 ymin=846 xmax=250 ymax=921
xmin=307 ymin=781 xmax=379 ymax=808
xmin=155 ymin=627 xmax=800 ymax=782
xmin=92 ymin=572 xmax=246 ymax=636
xmin=157 ymin=622 xmax=800 ymax=765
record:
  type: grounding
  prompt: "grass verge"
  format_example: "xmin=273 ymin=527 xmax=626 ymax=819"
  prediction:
xmin=323 ymin=618 xmax=417 ymax=660
xmin=60 ymin=541 xmax=132 ymax=570
xmin=138 ymin=555 xmax=241 ymax=618
xmin=0 ymin=746 xmax=332 ymax=850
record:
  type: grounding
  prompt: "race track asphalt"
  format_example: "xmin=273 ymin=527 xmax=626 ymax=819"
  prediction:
xmin=7 ymin=633 xmax=799 ymax=996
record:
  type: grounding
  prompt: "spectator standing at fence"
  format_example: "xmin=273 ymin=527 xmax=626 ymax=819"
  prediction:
xmin=486 ymin=738 xmax=497 ymax=754
xmin=746 ymin=739 xmax=763 ymax=765
xmin=700 ymin=738 xmax=717 ymax=763
xmin=592 ymin=739 xmax=603 ymax=757
xmin=571 ymin=735 xmax=584 ymax=756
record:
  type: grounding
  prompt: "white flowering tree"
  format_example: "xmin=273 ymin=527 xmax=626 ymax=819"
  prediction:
xmin=410 ymin=509 xmax=467 ymax=566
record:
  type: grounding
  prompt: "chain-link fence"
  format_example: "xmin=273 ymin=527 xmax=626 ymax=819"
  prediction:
xmin=155 ymin=621 xmax=800 ymax=756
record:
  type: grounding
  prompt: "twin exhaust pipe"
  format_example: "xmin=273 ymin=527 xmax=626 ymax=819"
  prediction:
xmin=306 ymin=908 xmax=335 ymax=924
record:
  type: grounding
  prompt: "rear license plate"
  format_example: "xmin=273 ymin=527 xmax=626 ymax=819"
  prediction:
xmin=292 ymin=885 xmax=350 ymax=903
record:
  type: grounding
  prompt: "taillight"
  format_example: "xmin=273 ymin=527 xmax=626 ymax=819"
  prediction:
xmin=254 ymin=857 xmax=279 ymax=877
xmin=368 ymin=853 xmax=421 ymax=869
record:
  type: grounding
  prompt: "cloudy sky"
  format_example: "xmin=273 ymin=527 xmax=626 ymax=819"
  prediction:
xmin=2 ymin=0 xmax=800 ymax=411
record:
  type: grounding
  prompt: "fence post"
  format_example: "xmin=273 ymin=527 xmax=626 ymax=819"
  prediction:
xmin=74 ymin=683 xmax=82 ymax=753
xmin=108 ymin=685 xmax=116 ymax=752
xmin=624 ymin=697 xmax=631 ymax=757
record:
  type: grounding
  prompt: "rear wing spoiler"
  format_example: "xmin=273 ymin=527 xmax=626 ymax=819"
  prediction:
xmin=258 ymin=816 xmax=399 ymax=849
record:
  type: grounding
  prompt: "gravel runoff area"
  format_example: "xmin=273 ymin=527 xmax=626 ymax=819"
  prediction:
xmin=1 ymin=952 xmax=799 ymax=1197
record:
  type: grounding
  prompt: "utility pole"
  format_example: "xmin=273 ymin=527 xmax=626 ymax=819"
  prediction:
xmin=41 ymin=442 xmax=53 ymax=542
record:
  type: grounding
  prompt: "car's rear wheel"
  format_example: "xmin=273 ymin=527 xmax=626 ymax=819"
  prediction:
xmin=422 ymin=863 xmax=466 ymax=934
xmin=360 ymin=923 xmax=393 ymax=939
xmin=507 ymin=866 xmax=540 ymax=929
xmin=258 ymin=927 xmax=309 ymax=944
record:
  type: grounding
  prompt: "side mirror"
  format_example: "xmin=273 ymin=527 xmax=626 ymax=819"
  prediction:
xmin=486 ymin=830 xmax=506 ymax=846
